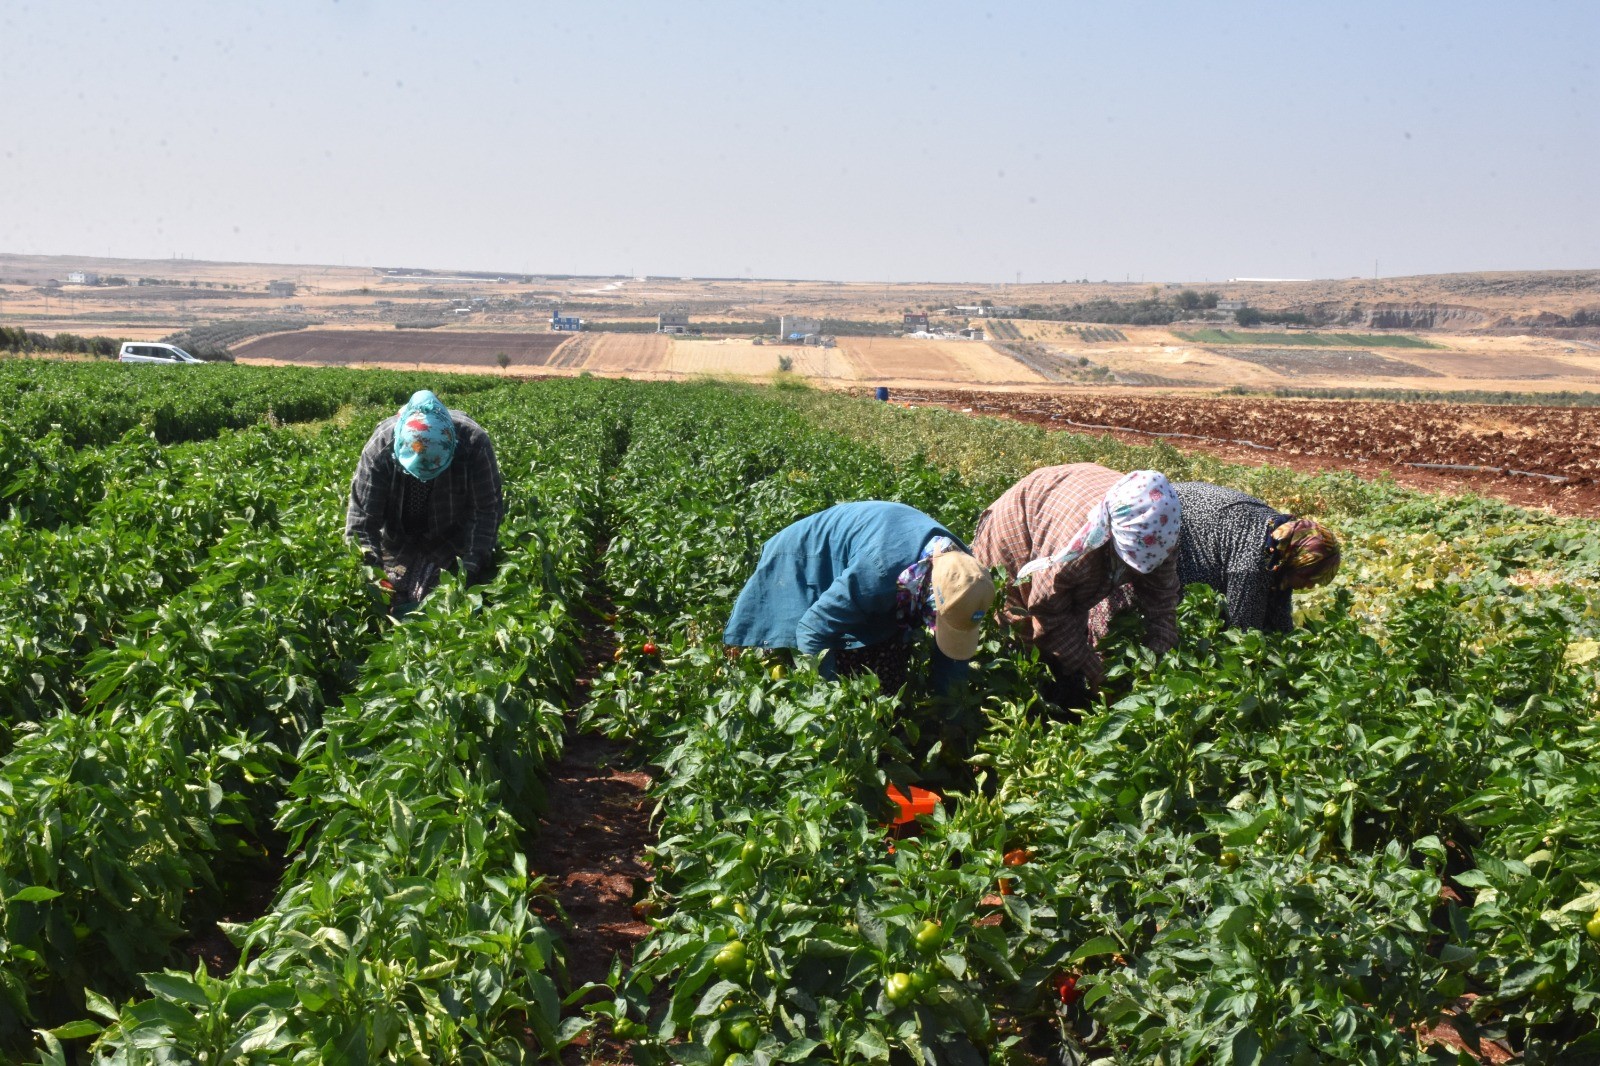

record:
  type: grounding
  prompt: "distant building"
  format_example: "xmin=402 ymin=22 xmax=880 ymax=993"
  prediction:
xmin=903 ymin=313 xmax=929 ymax=331
xmin=779 ymin=315 xmax=821 ymax=341
xmin=1216 ymin=299 xmax=1248 ymax=312
xmin=267 ymin=280 xmax=296 ymax=298
xmin=66 ymin=271 xmax=100 ymax=285
xmin=658 ymin=312 xmax=690 ymax=334
xmin=958 ymin=327 xmax=986 ymax=340
xmin=551 ymin=312 xmax=583 ymax=332
xmin=952 ymin=304 xmax=1018 ymax=317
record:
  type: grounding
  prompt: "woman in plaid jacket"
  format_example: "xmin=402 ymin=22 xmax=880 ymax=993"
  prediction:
xmin=972 ymin=464 xmax=1181 ymax=715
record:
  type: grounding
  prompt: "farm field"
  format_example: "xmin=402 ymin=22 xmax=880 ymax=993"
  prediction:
xmin=889 ymin=387 xmax=1600 ymax=515
xmin=664 ymin=338 xmax=866 ymax=380
xmin=1 ymin=362 xmax=1599 ymax=1065
xmin=581 ymin=332 xmax=670 ymax=372
xmin=834 ymin=337 xmax=1049 ymax=385
xmin=233 ymin=329 xmax=573 ymax=370
xmin=1172 ymin=330 xmax=1445 ymax=349
xmin=1202 ymin=347 xmax=1443 ymax=379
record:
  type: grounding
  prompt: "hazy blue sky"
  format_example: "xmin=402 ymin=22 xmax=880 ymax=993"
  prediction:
xmin=2 ymin=0 xmax=1594 ymax=282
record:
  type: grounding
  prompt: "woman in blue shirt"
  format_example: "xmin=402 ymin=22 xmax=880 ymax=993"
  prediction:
xmin=724 ymin=501 xmax=994 ymax=693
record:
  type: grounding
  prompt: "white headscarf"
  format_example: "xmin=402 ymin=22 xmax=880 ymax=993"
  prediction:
xmin=1018 ymin=470 xmax=1181 ymax=581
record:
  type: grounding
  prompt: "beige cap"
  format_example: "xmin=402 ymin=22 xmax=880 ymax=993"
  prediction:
xmin=929 ymin=551 xmax=994 ymax=661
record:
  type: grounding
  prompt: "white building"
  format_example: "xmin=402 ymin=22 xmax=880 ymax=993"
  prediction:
xmin=779 ymin=315 xmax=821 ymax=340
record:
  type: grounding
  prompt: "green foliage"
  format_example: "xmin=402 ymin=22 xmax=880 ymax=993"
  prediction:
xmin=0 ymin=327 xmax=121 ymax=357
xmin=3 ymin=371 xmax=1597 ymax=1062
xmin=161 ymin=318 xmax=322 ymax=360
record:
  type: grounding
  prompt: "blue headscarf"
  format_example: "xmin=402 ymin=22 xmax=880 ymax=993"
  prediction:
xmin=392 ymin=390 xmax=458 ymax=481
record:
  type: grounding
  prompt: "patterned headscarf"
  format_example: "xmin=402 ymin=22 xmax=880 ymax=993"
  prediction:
xmin=392 ymin=390 xmax=458 ymax=482
xmin=896 ymin=534 xmax=958 ymax=629
xmin=1269 ymin=518 xmax=1341 ymax=589
xmin=1019 ymin=470 xmax=1181 ymax=581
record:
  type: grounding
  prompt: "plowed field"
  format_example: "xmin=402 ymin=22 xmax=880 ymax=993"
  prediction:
xmin=234 ymin=329 xmax=572 ymax=369
xmin=892 ymin=388 xmax=1600 ymax=514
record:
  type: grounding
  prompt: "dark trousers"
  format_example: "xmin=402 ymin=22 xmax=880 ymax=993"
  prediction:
xmin=834 ymin=640 xmax=912 ymax=694
xmin=1040 ymin=661 xmax=1091 ymax=723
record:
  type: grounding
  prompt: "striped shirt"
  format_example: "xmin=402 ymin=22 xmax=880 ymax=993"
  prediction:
xmin=345 ymin=410 xmax=504 ymax=583
xmin=972 ymin=463 xmax=1180 ymax=687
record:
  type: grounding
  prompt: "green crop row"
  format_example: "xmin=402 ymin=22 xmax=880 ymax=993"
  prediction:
xmin=0 ymin=359 xmax=503 ymax=453
xmin=40 ymin=383 xmax=627 ymax=1063
xmin=1 ymin=370 xmax=1595 ymax=1063
xmin=579 ymin=383 xmax=1598 ymax=1063
xmin=0 ymin=420 xmax=390 ymax=753
xmin=0 ymin=445 xmax=384 ymax=1040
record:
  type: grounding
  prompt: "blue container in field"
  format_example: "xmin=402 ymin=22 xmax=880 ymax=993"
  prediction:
xmin=875 ymin=386 xmax=890 ymax=401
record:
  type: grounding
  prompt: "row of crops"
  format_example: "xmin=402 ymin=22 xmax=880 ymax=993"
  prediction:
xmin=1071 ymin=328 xmax=1127 ymax=343
xmin=579 ymin=389 xmax=1600 ymax=1064
xmin=1 ymin=361 xmax=1597 ymax=1063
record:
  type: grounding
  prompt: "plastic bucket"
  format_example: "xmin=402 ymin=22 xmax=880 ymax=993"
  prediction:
xmin=874 ymin=386 xmax=890 ymax=401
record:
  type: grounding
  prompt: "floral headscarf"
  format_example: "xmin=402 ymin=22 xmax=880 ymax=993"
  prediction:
xmin=896 ymin=534 xmax=958 ymax=629
xmin=392 ymin=390 xmax=458 ymax=482
xmin=1269 ymin=518 xmax=1341 ymax=589
xmin=1018 ymin=470 xmax=1181 ymax=581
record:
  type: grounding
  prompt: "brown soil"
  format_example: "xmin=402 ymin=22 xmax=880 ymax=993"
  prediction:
xmin=889 ymin=388 xmax=1600 ymax=517
xmin=527 ymin=596 xmax=657 ymax=1064
xmin=174 ymin=847 xmax=289 ymax=977
xmin=233 ymin=329 xmax=571 ymax=369
xmin=1416 ymin=996 xmax=1516 ymax=1064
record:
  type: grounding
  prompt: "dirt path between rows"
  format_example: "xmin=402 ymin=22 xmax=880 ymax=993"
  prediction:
xmin=891 ymin=388 xmax=1600 ymax=517
xmin=527 ymin=579 xmax=657 ymax=1064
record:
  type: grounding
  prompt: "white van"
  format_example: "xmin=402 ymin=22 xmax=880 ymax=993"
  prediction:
xmin=118 ymin=342 xmax=204 ymax=365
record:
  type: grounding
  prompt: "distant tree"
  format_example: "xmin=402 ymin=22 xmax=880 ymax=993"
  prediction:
xmin=1200 ymin=290 xmax=1220 ymax=309
xmin=1174 ymin=289 xmax=1203 ymax=310
xmin=496 ymin=352 xmax=510 ymax=372
xmin=1235 ymin=307 xmax=1264 ymax=327
xmin=777 ymin=354 xmax=795 ymax=372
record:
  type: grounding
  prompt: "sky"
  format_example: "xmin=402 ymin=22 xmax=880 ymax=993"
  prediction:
xmin=1 ymin=0 xmax=1595 ymax=283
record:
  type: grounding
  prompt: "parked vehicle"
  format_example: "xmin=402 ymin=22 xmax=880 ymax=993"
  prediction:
xmin=118 ymin=342 xmax=203 ymax=364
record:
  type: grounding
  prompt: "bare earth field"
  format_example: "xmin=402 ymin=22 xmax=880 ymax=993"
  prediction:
xmin=890 ymin=387 xmax=1600 ymax=515
xmin=233 ymin=329 xmax=572 ymax=370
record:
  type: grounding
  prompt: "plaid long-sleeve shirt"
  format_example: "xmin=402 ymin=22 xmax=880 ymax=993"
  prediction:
xmin=345 ymin=410 xmax=504 ymax=584
xmin=971 ymin=463 xmax=1180 ymax=687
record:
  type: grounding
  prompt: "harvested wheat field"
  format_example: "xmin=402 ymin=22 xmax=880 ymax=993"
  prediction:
xmin=836 ymin=336 xmax=1047 ymax=384
xmin=582 ymin=333 xmax=670 ymax=372
xmin=664 ymin=338 xmax=863 ymax=379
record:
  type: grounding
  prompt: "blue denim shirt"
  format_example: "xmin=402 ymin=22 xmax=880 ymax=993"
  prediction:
xmin=723 ymin=501 xmax=970 ymax=686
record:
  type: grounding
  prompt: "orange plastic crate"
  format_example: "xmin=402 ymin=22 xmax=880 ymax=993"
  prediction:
xmin=885 ymin=784 xmax=940 ymax=826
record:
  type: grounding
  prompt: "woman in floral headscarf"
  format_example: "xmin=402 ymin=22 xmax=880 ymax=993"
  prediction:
xmin=1088 ymin=482 xmax=1341 ymax=640
xmin=972 ymin=464 xmax=1182 ymax=715
xmin=345 ymin=390 xmax=503 ymax=610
